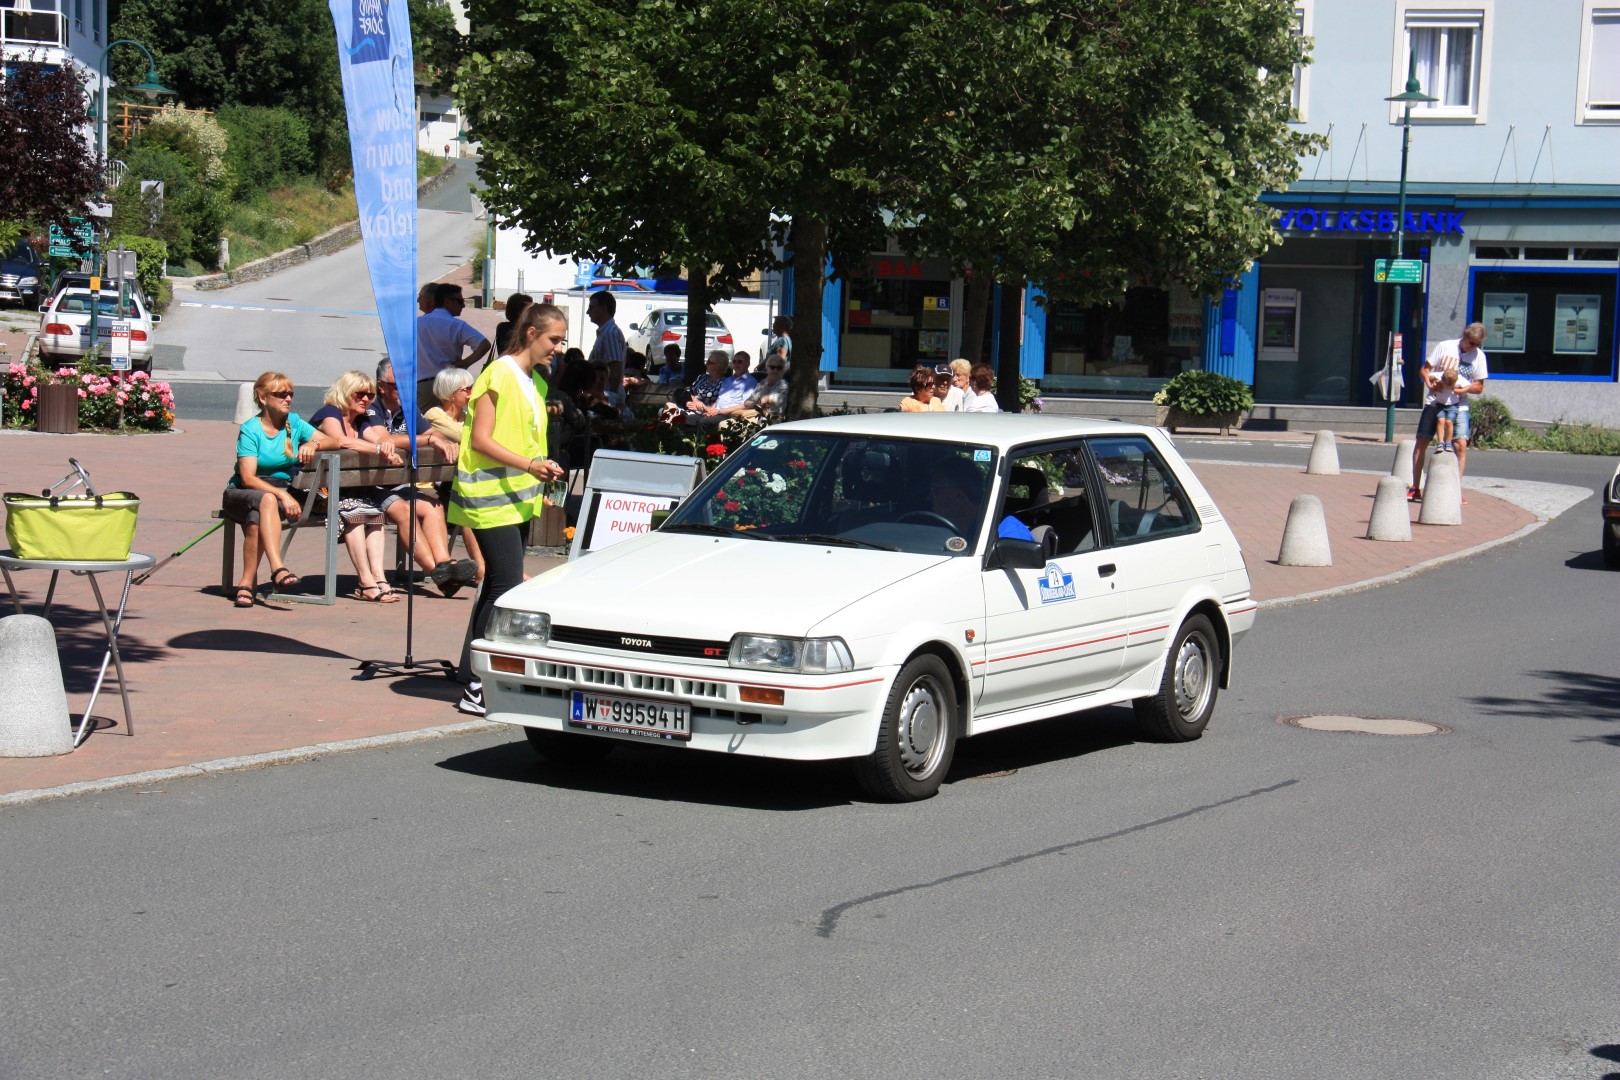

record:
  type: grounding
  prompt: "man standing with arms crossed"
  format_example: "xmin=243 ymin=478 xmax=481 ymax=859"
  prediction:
xmin=586 ymin=289 xmax=627 ymax=393
xmin=1410 ymin=321 xmax=1488 ymax=502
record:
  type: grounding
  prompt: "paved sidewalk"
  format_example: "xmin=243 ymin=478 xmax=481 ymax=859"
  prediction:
xmin=0 ymin=422 xmax=1538 ymax=799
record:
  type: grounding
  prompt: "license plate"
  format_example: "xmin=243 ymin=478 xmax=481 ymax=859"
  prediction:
xmin=569 ymin=690 xmax=691 ymax=742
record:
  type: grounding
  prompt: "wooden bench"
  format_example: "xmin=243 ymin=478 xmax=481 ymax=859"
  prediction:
xmin=219 ymin=448 xmax=457 ymax=605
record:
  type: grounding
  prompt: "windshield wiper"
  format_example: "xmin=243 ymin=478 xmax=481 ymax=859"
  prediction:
xmin=775 ymin=532 xmax=898 ymax=551
xmin=663 ymin=522 xmax=775 ymax=540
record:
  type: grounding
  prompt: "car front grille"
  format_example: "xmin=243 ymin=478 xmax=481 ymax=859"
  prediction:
xmin=550 ymin=624 xmax=730 ymax=660
xmin=0 ymin=275 xmax=18 ymax=288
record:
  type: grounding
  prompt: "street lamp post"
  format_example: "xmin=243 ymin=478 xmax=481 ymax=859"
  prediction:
xmin=1382 ymin=51 xmax=1437 ymax=443
xmin=88 ymin=40 xmax=173 ymax=358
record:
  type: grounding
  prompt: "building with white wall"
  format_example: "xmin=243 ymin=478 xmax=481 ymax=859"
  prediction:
xmin=1 ymin=0 xmax=109 ymax=155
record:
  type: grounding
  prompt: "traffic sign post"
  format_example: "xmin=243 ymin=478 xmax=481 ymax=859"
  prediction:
xmin=1374 ymin=258 xmax=1425 ymax=285
xmin=48 ymin=219 xmax=95 ymax=258
xmin=109 ymin=321 xmax=131 ymax=369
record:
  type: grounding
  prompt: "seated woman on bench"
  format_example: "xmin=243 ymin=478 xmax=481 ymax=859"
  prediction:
xmin=310 ymin=370 xmax=405 ymax=603
xmin=221 ymin=371 xmax=342 ymax=608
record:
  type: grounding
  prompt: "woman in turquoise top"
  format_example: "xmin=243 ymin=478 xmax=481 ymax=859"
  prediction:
xmin=220 ymin=371 xmax=338 ymax=607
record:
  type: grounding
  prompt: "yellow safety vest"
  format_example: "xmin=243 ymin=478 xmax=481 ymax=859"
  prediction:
xmin=447 ymin=357 xmax=549 ymax=529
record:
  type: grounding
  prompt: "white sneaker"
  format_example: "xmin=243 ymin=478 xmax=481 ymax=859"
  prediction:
xmin=458 ymin=680 xmax=485 ymax=716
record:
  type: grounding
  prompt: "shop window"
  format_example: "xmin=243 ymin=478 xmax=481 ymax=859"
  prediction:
xmin=837 ymin=257 xmax=954 ymax=386
xmin=1042 ymin=284 xmax=1202 ymax=396
xmin=1575 ymin=248 xmax=1620 ymax=262
xmin=1395 ymin=4 xmax=1490 ymax=121
xmin=1523 ymin=247 xmax=1573 ymax=261
xmin=1474 ymin=245 xmax=1519 ymax=261
xmin=1470 ymin=268 xmax=1617 ymax=379
xmin=1578 ymin=5 xmax=1620 ymax=122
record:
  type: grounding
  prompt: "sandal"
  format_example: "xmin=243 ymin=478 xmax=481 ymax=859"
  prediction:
xmin=351 ymin=584 xmax=400 ymax=603
xmin=271 ymin=567 xmax=300 ymax=589
xmin=232 ymin=587 xmax=256 ymax=608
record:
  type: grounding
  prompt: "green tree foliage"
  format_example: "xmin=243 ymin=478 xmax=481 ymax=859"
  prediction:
xmin=217 ymin=105 xmax=314 ymax=198
xmin=110 ymin=0 xmax=348 ymax=184
xmin=0 ymin=60 xmax=100 ymax=238
xmin=409 ymin=0 xmax=464 ymax=94
xmin=460 ymin=0 xmax=1315 ymax=416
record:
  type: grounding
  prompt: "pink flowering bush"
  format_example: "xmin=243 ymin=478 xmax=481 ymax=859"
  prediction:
xmin=1 ymin=360 xmax=176 ymax=432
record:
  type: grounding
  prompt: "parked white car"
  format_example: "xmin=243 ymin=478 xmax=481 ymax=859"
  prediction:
xmin=473 ymin=413 xmax=1256 ymax=800
xmin=626 ymin=307 xmax=734 ymax=363
xmin=37 ymin=287 xmax=160 ymax=372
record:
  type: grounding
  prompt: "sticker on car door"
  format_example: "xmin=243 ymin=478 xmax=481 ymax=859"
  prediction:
xmin=1038 ymin=562 xmax=1076 ymax=604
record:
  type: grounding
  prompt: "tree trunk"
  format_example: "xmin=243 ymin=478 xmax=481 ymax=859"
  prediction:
xmin=684 ymin=270 xmax=710 ymax=382
xmin=960 ymin=269 xmax=992 ymax=367
xmin=786 ymin=214 xmax=827 ymax=419
xmin=995 ymin=276 xmax=1024 ymax=413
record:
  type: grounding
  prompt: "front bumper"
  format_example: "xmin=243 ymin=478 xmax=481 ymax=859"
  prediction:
xmin=472 ymin=640 xmax=895 ymax=761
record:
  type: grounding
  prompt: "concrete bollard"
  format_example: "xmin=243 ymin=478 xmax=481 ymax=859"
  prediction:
xmin=233 ymin=382 xmax=258 ymax=424
xmin=1392 ymin=438 xmax=1416 ymax=487
xmin=1277 ymin=494 xmax=1332 ymax=566
xmin=1418 ymin=450 xmax=1463 ymax=526
xmin=1306 ymin=430 xmax=1340 ymax=475
xmin=1367 ymin=475 xmax=1413 ymax=541
xmin=0 ymin=615 xmax=74 ymax=757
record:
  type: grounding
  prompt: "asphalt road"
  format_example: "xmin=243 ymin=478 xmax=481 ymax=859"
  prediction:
xmin=157 ymin=159 xmax=484 ymax=420
xmin=1 ymin=452 xmax=1615 ymax=1078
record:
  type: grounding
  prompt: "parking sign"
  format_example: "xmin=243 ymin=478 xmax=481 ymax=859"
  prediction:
xmin=109 ymin=321 xmax=131 ymax=370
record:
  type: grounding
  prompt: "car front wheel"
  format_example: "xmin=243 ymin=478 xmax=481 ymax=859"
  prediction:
xmin=1133 ymin=614 xmax=1220 ymax=741
xmin=1603 ymin=522 xmax=1620 ymax=568
xmin=853 ymin=654 xmax=958 ymax=801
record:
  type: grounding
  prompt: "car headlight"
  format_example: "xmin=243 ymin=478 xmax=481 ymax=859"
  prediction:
xmin=1611 ymin=474 xmax=1620 ymax=502
xmin=488 ymin=608 xmax=551 ymax=645
xmin=19 ymin=276 xmax=37 ymax=288
xmin=729 ymin=634 xmax=854 ymax=674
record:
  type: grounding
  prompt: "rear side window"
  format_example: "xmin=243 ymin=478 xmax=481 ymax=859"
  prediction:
xmin=1087 ymin=436 xmax=1198 ymax=543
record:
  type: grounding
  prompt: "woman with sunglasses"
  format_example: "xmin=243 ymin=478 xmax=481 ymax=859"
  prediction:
xmin=900 ymin=365 xmax=944 ymax=412
xmin=310 ymin=370 xmax=405 ymax=603
xmin=220 ymin=371 xmax=341 ymax=608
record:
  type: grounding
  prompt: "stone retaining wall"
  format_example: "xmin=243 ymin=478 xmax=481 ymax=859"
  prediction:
xmin=189 ymin=163 xmax=458 ymax=291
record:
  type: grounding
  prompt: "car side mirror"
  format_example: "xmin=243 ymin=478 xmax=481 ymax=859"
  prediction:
xmin=150 ymin=314 xmax=161 ymax=323
xmin=38 ymin=303 xmax=48 ymax=312
xmin=629 ymin=323 xmax=640 ymax=332
xmin=986 ymin=536 xmax=1046 ymax=571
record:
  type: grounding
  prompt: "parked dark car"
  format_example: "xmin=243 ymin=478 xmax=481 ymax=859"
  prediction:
xmin=0 ymin=240 xmax=44 ymax=308
xmin=1603 ymin=463 xmax=1620 ymax=568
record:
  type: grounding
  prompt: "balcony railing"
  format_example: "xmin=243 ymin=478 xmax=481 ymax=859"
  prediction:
xmin=1 ymin=8 xmax=69 ymax=51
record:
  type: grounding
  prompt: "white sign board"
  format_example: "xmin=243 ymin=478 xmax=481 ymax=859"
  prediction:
xmin=570 ymin=449 xmax=705 ymax=559
xmin=109 ymin=320 xmax=131 ymax=370
xmin=1482 ymin=291 xmax=1528 ymax=352
xmin=1553 ymin=293 xmax=1601 ymax=355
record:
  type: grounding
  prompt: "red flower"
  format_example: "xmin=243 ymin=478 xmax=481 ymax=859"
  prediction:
xmin=706 ymin=443 xmax=727 ymax=456
xmin=723 ymin=500 xmax=741 ymax=512
xmin=716 ymin=490 xmax=728 ymax=499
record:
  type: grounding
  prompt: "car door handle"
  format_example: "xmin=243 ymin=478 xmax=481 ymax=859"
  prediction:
xmin=1098 ymin=563 xmax=1116 ymax=577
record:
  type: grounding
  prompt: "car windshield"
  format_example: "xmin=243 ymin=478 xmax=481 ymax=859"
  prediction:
xmin=663 ymin=432 xmax=998 ymax=556
xmin=658 ymin=312 xmax=725 ymax=329
xmin=56 ymin=293 xmax=134 ymax=316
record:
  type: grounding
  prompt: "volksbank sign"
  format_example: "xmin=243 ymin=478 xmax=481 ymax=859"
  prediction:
xmin=1277 ymin=207 xmax=1466 ymax=235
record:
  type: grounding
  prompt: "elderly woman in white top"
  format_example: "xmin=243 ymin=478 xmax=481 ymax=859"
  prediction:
xmin=962 ymin=363 xmax=1001 ymax=413
xmin=422 ymin=366 xmax=485 ymax=582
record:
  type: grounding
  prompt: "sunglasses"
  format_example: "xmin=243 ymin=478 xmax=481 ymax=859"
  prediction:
xmin=266 ymin=389 xmax=294 ymax=399
xmin=767 ymin=365 xmax=784 ymax=371
xmin=354 ymin=390 xmax=375 ymax=400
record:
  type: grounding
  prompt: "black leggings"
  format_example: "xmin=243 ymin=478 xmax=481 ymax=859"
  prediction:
xmin=458 ymin=521 xmax=527 ymax=684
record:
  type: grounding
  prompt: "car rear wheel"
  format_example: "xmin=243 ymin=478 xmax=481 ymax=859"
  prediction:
xmin=853 ymin=654 xmax=958 ymax=802
xmin=1133 ymin=614 xmax=1220 ymax=741
xmin=524 ymin=726 xmax=615 ymax=763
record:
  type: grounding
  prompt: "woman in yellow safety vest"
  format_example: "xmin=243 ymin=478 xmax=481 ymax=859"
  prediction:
xmin=448 ymin=301 xmax=568 ymax=715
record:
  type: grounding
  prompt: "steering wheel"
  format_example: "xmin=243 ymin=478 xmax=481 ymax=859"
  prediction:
xmin=898 ymin=510 xmax=959 ymax=531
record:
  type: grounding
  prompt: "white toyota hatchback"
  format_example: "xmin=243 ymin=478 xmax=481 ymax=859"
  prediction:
xmin=474 ymin=413 xmax=1255 ymax=800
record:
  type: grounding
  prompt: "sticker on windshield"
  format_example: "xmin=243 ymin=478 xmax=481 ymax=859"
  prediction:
xmin=753 ymin=437 xmax=778 ymax=449
xmin=945 ymin=536 xmax=967 ymax=552
xmin=973 ymin=449 xmax=991 ymax=462
xmin=1038 ymin=562 xmax=1076 ymax=604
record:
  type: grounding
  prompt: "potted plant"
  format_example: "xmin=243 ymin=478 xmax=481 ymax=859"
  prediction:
xmin=1153 ymin=370 xmax=1254 ymax=435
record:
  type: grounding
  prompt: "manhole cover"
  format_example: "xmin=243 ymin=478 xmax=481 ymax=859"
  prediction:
xmin=1279 ymin=714 xmax=1449 ymax=736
